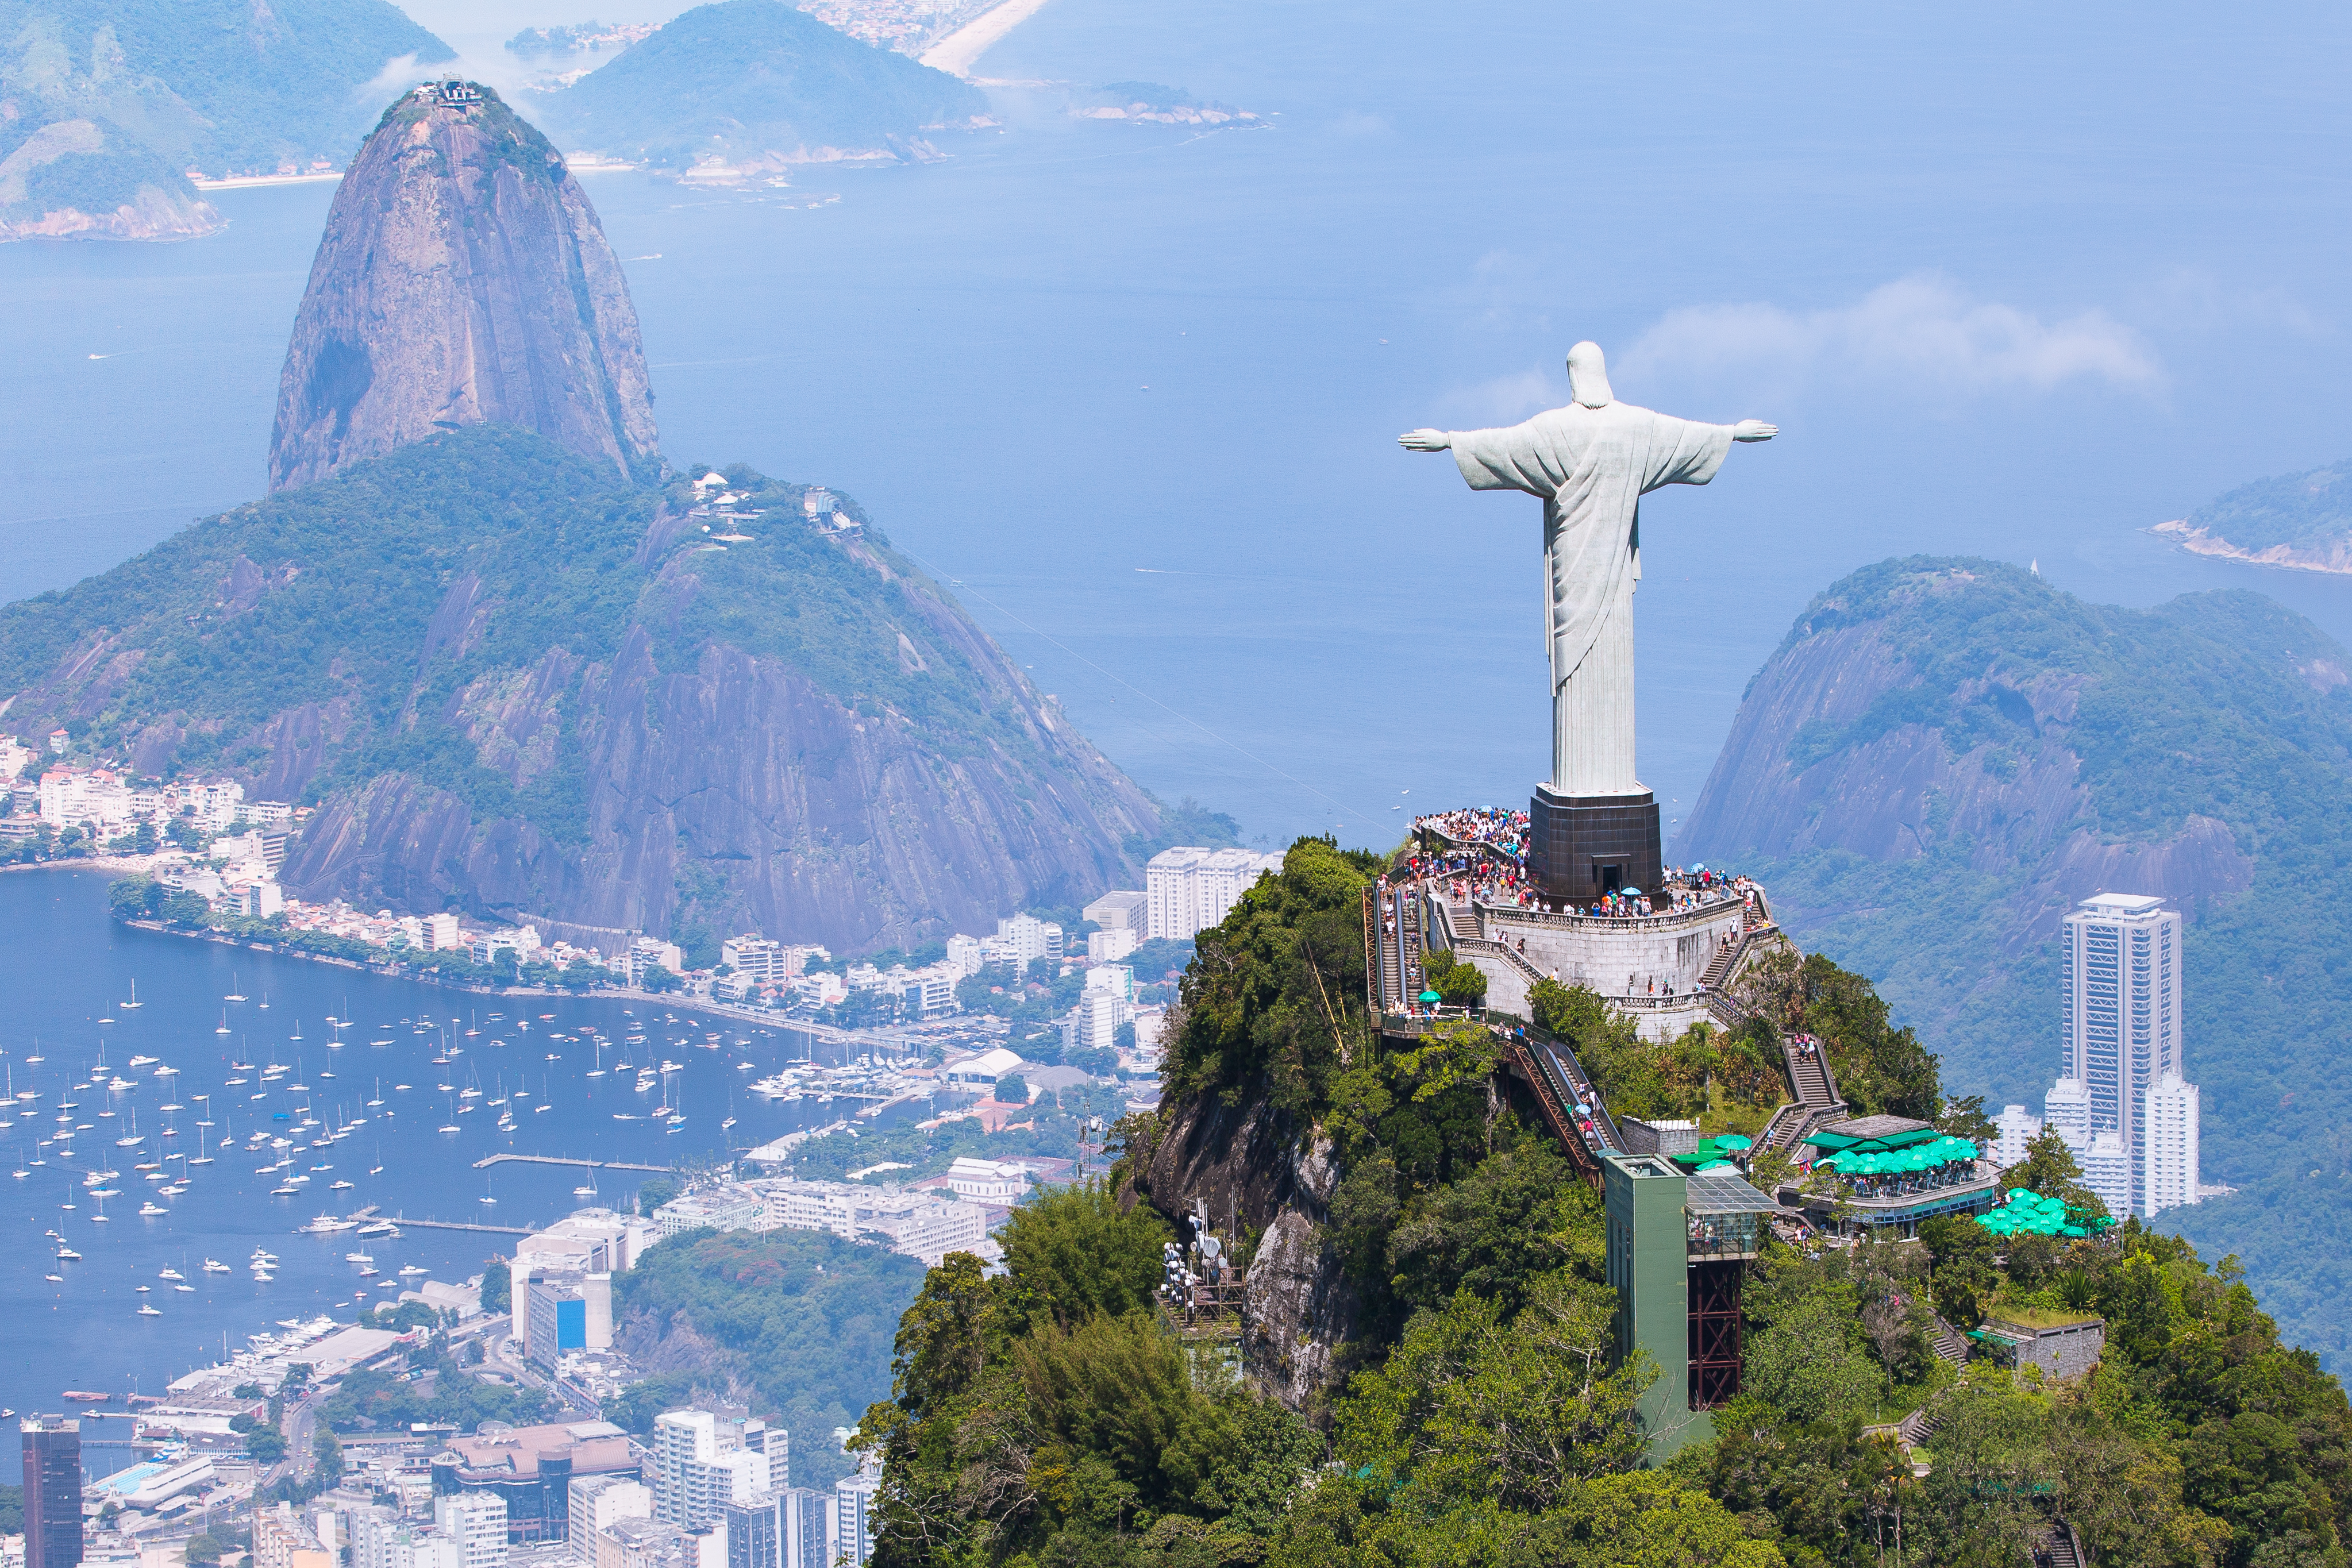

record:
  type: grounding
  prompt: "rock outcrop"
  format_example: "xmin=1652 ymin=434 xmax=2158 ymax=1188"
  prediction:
xmin=1122 ymin=1086 xmax=1362 ymax=1414
xmin=269 ymin=82 xmax=659 ymax=491
xmin=1675 ymin=564 xmax=2259 ymax=943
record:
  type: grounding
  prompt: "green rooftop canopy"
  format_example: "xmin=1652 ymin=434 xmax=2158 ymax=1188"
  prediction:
xmin=1973 ymin=1187 xmax=2116 ymax=1238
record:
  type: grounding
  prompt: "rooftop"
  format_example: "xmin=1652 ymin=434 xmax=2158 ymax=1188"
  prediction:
xmin=1813 ymin=1114 xmax=1934 ymax=1145
xmin=1684 ymin=1169 xmax=1781 ymax=1216
xmin=2080 ymin=892 xmax=2165 ymax=912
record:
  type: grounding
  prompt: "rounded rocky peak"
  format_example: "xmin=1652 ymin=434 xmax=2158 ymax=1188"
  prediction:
xmin=364 ymin=79 xmax=567 ymax=179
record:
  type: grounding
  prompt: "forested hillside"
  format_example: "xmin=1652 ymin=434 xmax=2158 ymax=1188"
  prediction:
xmin=534 ymin=0 xmax=987 ymax=173
xmin=1676 ymin=557 xmax=2352 ymax=1369
xmin=609 ymin=1227 xmax=923 ymax=1492
xmin=848 ymin=839 xmax=2352 ymax=1566
xmin=0 ymin=426 xmax=1160 ymax=951
xmin=0 ymin=0 xmax=453 ymax=238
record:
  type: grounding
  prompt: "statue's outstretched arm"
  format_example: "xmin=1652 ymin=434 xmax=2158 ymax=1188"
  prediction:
xmin=1732 ymin=420 xmax=1777 ymax=442
xmin=1398 ymin=429 xmax=1453 ymax=451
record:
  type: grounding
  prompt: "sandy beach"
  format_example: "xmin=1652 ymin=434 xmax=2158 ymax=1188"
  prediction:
xmin=922 ymin=0 xmax=1056 ymax=77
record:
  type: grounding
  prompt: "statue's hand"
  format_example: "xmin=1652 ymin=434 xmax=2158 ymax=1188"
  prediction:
xmin=1399 ymin=429 xmax=1452 ymax=452
xmin=1732 ymin=420 xmax=1777 ymax=443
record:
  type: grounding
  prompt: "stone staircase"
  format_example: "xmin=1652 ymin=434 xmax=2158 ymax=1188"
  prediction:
xmin=1926 ymin=1311 xmax=1970 ymax=1367
xmin=2033 ymin=1520 xmax=2086 ymax=1568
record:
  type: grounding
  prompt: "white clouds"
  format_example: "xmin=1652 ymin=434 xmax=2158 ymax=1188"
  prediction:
xmin=1620 ymin=273 xmax=2164 ymax=398
xmin=351 ymin=53 xmax=435 ymax=107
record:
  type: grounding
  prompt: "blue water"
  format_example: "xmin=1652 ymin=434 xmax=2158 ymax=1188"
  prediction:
xmin=0 ymin=869 xmax=872 ymax=1481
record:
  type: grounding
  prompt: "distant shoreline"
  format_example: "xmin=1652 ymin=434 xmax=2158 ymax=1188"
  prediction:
xmin=2150 ymin=518 xmax=2352 ymax=577
xmin=922 ymin=0 xmax=1055 ymax=77
xmin=192 ymin=172 xmax=341 ymax=191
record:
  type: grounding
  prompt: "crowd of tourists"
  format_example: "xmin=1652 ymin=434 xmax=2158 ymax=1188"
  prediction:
xmin=1414 ymin=806 xmax=1530 ymax=857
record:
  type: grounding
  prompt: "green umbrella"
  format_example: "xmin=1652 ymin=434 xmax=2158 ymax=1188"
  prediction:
xmin=1718 ymin=1135 xmax=1754 ymax=1150
xmin=1696 ymin=1160 xmax=1735 ymax=1172
xmin=1419 ymin=989 xmax=1442 ymax=1005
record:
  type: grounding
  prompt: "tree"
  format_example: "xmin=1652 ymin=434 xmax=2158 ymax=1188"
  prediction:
xmin=1337 ymin=1269 xmax=1650 ymax=1511
xmin=478 ymin=1260 xmax=510 ymax=1315
xmin=1918 ymin=1216 xmax=2000 ymax=1330
xmin=245 ymin=1427 xmax=288 ymax=1465
xmin=1741 ymin=1253 xmax=1883 ymax=1423
xmin=2010 ymin=1126 xmax=2107 ymax=1220
xmin=998 ymin=1180 xmax=1166 ymax=1329
xmin=1937 ymin=1092 xmax=1997 ymax=1145
xmin=311 ymin=1428 xmax=343 ymax=1486
xmin=991 ymin=1073 xmax=1029 ymax=1106
xmin=109 ymin=874 xmax=161 ymax=920
xmin=184 ymin=1535 xmax=222 ymax=1565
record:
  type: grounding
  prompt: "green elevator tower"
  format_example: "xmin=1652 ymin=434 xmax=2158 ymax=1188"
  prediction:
xmin=1603 ymin=1153 xmax=1697 ymax=1459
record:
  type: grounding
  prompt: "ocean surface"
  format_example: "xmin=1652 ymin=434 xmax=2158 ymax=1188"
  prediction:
xmin=0 ymin=869 xmax=879 ymax=1482
xmin=3 ymin=0 xmax=2352 ymax=1434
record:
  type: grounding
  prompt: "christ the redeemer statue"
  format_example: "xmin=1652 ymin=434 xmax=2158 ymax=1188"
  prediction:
xmin=1402 ymin=341 xmax=1772 ymax=902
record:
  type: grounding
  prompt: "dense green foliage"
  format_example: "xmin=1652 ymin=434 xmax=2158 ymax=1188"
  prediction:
xmin=860 ymin=1186 xmax=1331 ymax=1565
xmin=2 ymin=428 xmax=1072 ymax=887
xmin=1705 ymin=557 xmax=2352 ymax=1367
xmin=0 ymin=0 xmax=452 ymax=225
xmin=319 ymin=1354 xmax=552 ymax=1435
xmin=611 ymin=1226 xmax=926 ymax=1492
xmin=538 ymin=0 xmax=987 ymax=168
xmin=2184 ymin=457 xmax=2352 ymax=554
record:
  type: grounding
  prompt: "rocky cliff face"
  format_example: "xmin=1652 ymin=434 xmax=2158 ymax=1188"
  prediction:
xmin=0 ymin=429 xmax=1162 ymax=953
xmin=1678 ymin=606 xmax=2254 ymax=947
xmin=1122 ymin=1088 xmax=1361 ymax=1414
xmin=269 ymin=83 xmax=658 ymax=491
xmin=1671 ymin=556 xmax=2352 ymax=1107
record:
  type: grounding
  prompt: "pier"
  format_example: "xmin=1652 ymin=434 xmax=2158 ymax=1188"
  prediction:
xmin=470 ymin=1153 xmax=673 ymax=1173
xmin=383 ymin=1216 xmax=531 ymax=1236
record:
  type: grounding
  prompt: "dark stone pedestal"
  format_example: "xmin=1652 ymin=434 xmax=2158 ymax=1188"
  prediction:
xmin=1528 ymin=784 xmax=1662 ymax=906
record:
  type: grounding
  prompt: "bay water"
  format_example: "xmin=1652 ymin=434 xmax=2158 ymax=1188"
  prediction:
xmin=0 ymin=869 xmax=862 ymax=1480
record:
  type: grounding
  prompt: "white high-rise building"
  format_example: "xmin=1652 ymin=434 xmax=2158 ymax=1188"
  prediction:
xmin=655 ymin=1409 xmax=776 ymax=1529
xmin=433 ymin=1493 xmax=509 ymax=1568
xmin=654 ymin=1411 xmax=718 ymax=1525
xmin=1146 ymin=847 xmax=1284 ymax=940
xmin=572 ymin=1474 xmax=655 ymax=1563
xmin=2142 ymin=1073 xmax=2201 ymax=1216
xmin=2052 ymin=892 xmax=2194 ymax=1216
xmin=2043 ymin=1077 xmax=2091 ymax=1153
xmin=2079 ymin=1130 xmax=2131 ymax=1216
xmin=832 ymin=1461 xmax=880 ymax=1568
xmin=2070 ymin=893 xmax=2181 ymax=1185
xmin=1992 ymin=1104 xmax=2043 ymax=1168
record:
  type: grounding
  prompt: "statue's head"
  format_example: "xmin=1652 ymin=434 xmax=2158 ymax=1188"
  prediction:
xmin=1566 ymin=341 xmax=1614 ymax=409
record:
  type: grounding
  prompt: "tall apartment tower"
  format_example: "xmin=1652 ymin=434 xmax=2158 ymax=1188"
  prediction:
xmin=2056 ymin=892 xmax=2197 ymax=1216
xmin=21 ymin=1415 xmax=84 ymax=1568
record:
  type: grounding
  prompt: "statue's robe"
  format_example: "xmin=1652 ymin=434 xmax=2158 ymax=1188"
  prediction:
xmin=1449 ymin=402 xmax=1734 ymax=795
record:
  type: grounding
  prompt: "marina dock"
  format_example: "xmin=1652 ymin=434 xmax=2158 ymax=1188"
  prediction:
xmin=470 ymin=1153 xmax=673 ymax=1173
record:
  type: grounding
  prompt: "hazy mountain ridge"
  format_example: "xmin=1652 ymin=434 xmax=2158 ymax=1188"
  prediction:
xmin=269 ymin=83 xmax=659 ymax=491
xmin=0 ymin=0 xmax=453 ymax=240
xmin=0 ymin=426 xmax=1162 ymax=953
xmin=1677 ymin=556 xmax=2352 ymax=1365
xmin=533 ymin=0 xmax=989 ymax=174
